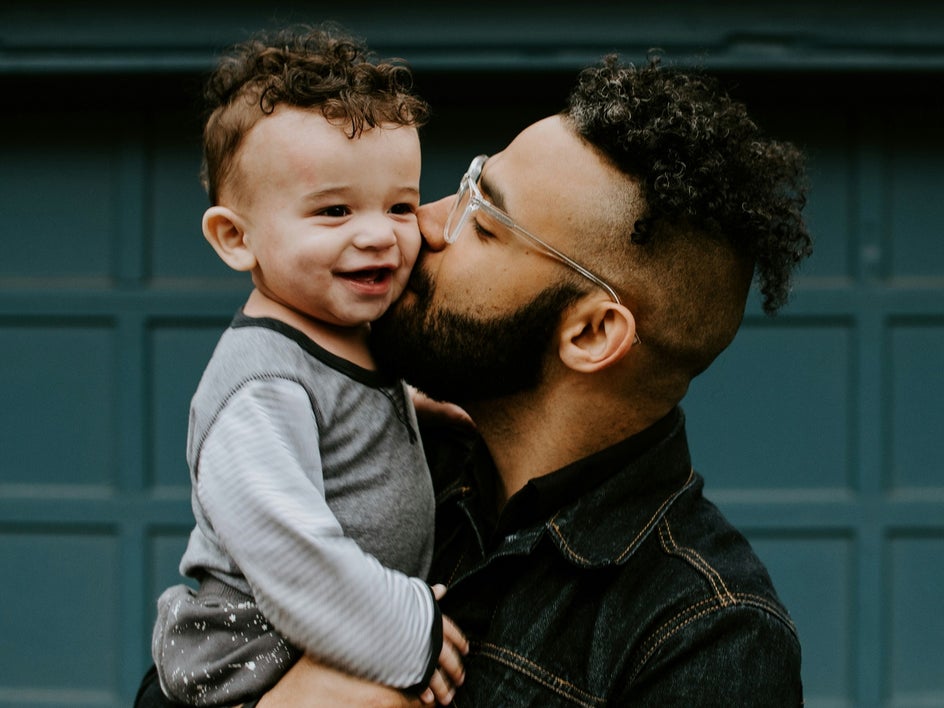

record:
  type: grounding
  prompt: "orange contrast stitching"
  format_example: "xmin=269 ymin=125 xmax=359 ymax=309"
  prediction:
xmin=658 ymin=518 xmax=736 ymax=606
xmin=476 ymin=642 xmax=607 ymax=707
xmin=549 ymin=467 xmax=695 ymax=565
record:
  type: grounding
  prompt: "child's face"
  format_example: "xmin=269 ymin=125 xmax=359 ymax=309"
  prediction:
xmin=231 ymin=106 xmax=422 ymax=328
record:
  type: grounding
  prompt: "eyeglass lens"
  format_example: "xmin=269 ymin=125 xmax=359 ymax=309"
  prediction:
xmin=444 ymin=175 xmax=473 ymax=244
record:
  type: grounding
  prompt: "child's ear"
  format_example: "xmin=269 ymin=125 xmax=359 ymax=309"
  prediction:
xmin=202 ymin=206 xmax=256 ymax=272
xmin=558 ymin=299 xmax=638 ymax=373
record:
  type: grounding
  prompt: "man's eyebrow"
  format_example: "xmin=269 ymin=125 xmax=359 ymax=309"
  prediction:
xmin=478 ymin=166 xmax=508 ymax=212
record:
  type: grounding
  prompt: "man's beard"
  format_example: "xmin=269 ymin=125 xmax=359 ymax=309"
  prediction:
xmin=371 ymin=264 xmax=581 ymax=405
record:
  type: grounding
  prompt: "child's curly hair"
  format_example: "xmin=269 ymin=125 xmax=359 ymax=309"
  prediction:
xmin=567 ymin=54 xmax=811 ymax=316
xmin=201 ymin=24 xmax=430 ymax=204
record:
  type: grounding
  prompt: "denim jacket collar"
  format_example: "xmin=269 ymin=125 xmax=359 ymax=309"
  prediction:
xmin=435 ymin=407 xmax=697 ymax=571
xmin=543 ymin=412 xmax=696 ymax=567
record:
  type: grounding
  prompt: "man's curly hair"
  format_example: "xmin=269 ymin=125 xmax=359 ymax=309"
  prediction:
xmin=201 ymin=25 xmax=429 ymax=204
xmin=566 ymin=55 xmax=811 ymax=316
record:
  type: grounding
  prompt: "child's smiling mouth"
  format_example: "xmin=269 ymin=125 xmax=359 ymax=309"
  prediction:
xmin=339 ymin=267 xmax=396 ymax=292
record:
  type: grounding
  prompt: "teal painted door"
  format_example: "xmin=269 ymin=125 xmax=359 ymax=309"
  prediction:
xmin=1 ymin=64 xmax=942 ymax=708
xmin=683 ymin=75 xmax=944 ymax=707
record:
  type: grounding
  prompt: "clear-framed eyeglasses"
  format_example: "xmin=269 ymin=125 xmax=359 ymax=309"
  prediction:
xmin=444 ymin=154 xmax=639 ymax=342
xmin=445 ymin=154 xmax=621 ymax=303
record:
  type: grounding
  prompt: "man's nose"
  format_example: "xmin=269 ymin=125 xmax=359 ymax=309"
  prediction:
xmin=417 ymin=196 xmax=453 ymax=251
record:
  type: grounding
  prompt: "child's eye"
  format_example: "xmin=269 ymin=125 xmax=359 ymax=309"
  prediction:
xmin=389 ymin=203 xmax=417 ymax=215
xmin=318 ymin=205 xmax=350 ymax=217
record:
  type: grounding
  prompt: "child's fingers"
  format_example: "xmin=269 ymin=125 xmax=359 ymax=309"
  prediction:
xmin=443 ymin=616 xmax=469 ymax=657
xmin=427 ymin=669 xmax=456 ymax=706
xmin=436 ymin=620 xmax=467 ymax=695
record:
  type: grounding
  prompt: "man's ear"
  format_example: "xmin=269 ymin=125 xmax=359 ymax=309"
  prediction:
xmin=202 ymin=206 xmax=256 ymax=272
xmin=558 ymin=300 xmax=638 ymax=373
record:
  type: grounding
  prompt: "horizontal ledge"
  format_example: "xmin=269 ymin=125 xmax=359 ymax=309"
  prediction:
xmin=713 ymin=493 xmax=944 ymax=532
xmin=5 ymin=48 xmax=944 ymax=75
xmin=0 ymin=494 xmax=194 ymax=527
xmin=0 ymin=688 xmax=116 ymax=705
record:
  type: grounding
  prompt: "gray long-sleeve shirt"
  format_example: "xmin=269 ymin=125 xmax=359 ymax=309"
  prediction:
xmin=173 ymin=314 xmax=437 ymax=687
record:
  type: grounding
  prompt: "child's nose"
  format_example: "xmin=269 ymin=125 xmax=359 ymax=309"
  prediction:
xmin=353 ymin=216 xmax=399 ymax=250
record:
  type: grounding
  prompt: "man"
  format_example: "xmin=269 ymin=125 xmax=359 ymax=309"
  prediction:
xmin=139 ymin=54 xmax=811 ymax=706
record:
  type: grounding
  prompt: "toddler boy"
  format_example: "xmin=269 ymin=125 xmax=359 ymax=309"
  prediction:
xmin=150 ymin=25 xmax=464 ymax=707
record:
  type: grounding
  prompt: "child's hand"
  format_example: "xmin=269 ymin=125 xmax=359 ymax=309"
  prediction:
xmin=408 ymin=386 xmax=474 ymax=429
xmin=419 ymin=585 xmax=469 ymax=706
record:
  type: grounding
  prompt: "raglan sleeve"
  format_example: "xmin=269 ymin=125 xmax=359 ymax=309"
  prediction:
xmin=196 ymin=377 xmax=441 ymax=689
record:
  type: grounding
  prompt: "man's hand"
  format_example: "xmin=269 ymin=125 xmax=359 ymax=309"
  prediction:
xmin=257 ymin=655 xmax=424 ymax=708
xmin=408 ymin=386 xmax=474 ymax=428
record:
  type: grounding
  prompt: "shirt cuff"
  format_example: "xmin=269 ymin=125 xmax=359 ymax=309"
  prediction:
xmin=405 ymin=584 xmax=443 ymax=693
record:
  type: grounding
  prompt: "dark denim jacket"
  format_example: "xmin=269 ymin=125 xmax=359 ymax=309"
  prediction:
xmin=425 ymin=409 xmax=802 ymax=707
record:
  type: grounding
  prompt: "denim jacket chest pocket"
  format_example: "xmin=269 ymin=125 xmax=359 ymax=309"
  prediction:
xmin=443 ymin=534 xmax=635 ymax=707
